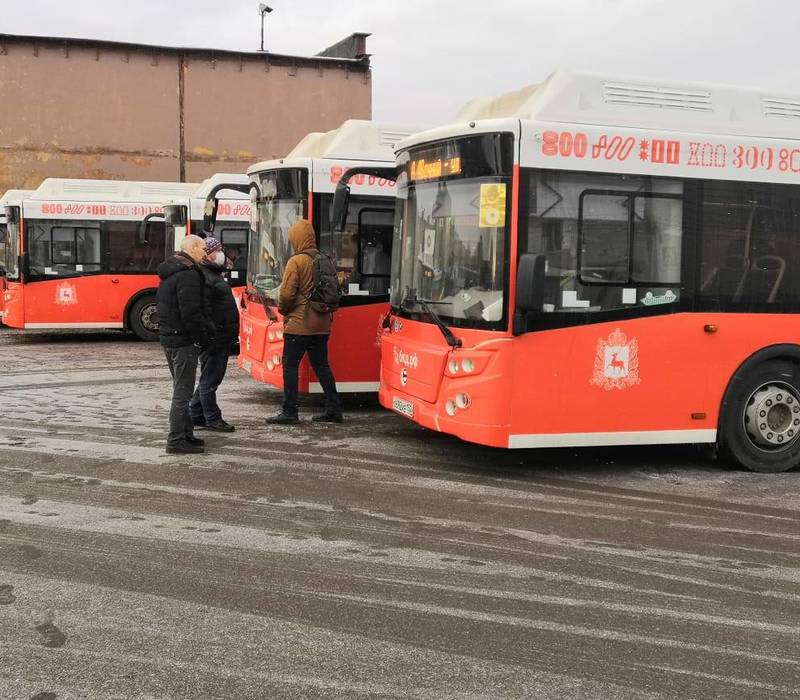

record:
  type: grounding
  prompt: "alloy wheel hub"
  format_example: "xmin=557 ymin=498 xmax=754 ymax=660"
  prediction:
xmin=141 ymin=304 xmax=159 ymax=332
xmin=744 ymin=383 xmax=800 ymax=449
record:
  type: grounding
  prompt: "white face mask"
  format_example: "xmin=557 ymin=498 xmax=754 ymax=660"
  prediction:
xmin=209 ymin=251 xmax=226 ymax=267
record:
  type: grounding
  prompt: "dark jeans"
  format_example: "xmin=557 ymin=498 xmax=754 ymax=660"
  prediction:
xmin=164 ymin=345 xmax=199 ymax=447
xmin=189 ymin=348 xmax=229 ymax=425
xmin=282 ymin=333 xmax=341 ymax=417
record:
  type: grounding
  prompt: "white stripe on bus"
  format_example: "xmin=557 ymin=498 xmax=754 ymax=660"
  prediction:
xmin=507 ymin=429 xmax=717 ymax=449
xmin=23 ymin=322 xmax=125 ymax=329
xmin=308 ymin=381 xmax=380 ymax=393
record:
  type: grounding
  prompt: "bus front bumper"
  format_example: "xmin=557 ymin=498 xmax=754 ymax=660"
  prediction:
xmin=378 ymin=384 xmax=510 ymax=448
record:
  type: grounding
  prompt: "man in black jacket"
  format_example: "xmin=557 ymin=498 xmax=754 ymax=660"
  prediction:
xmin=157 ymin=235 xmax=214 ymax=454
xmin=189 ymin=237 xmax=239 ymax=432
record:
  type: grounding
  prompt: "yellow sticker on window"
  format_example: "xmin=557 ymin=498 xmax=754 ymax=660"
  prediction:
xmin=479 ymin=183 xmax=507 ymax=228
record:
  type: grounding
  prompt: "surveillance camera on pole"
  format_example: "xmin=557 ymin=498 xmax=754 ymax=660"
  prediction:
xmin=259 ymin=4 xmax=274 ymax=53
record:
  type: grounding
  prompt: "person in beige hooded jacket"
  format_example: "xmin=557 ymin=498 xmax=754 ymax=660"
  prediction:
xmin=267 ymin=219 xmax=342 ymax=424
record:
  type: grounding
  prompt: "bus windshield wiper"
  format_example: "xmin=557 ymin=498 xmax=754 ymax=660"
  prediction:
xmin=402 ymin=295 xmax=462 ymax=348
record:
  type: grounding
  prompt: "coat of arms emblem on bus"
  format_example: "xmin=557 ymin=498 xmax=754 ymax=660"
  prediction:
xmin=590 ymin=328 xmax=640 ymax=390
xmin=54 ymin=282 xmax=78 ymax=306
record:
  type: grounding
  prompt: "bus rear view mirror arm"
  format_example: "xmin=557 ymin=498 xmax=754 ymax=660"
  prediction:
xmin=332 ymin=166 xmax=397 ymax=232
xmin=138 ymin=212 xmax=164 ymax=245
xmin=331 ymin=184 xmax=350 ymax=233
xmin=203 ymin=182 xmax=251 ymax=234
xmin=513 ymin=253 xmax=546 ymax=335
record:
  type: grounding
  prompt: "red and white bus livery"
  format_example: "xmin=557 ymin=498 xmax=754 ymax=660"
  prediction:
xmin=0 ymin=189 xmax=34 ymax=325
xmin=207 ymin=120 xmax=420 ymax=393
xmin=1 ymin=178 xmax=197 ymax=339
xmin=379 ymin=71 xmax=800 ymax=472
xmin=162 ymin=174 xmax=251 ymax=288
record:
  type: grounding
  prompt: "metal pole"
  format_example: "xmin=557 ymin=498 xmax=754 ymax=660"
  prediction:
xmin=260 ymin=13 xmax=264 ymax=52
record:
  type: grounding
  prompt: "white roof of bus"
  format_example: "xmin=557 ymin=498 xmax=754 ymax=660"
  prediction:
xmin=0 ymin=189 xmax=35 ymax=207
xmin=248 ymin=119 xmax=424 ymax=174
xmin=404 ymin=70 xmax=800 ymax=149
xmin=29 ymin=178 xmax=199 ymax=202
xmin=194 ymin=173 xmax=250 ymax=199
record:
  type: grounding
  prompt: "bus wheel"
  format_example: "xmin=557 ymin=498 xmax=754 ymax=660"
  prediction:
xmin=721 ymin=360 xmax=800 ymax=473
xmin=129 ymin=296 xmax=159 ymax=342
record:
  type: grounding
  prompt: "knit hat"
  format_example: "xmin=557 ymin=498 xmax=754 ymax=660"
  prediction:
xmin=204 ymin=237 xmax=223 ymax=255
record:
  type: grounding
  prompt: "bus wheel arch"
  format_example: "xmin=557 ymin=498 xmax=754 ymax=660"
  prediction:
xmin=718 ymin=344 xmax=800 ymax=473
xmin=125 ymin=289 xmax=159 ymax=342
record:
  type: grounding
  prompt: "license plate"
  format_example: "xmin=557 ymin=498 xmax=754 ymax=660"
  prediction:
xmin=392 ymin=397 xmax=414 ymax=418
xmin=242 ymin=359 xmax=253 ymax=374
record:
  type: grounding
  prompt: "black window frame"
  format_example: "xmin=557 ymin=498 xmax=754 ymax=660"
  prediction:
xmin=577 ymin=189 xmax=685 ymax=288
xmin=693 ymin=179 xmax=800 ymax=314
xmin=516 ymin=168 xmax=697 ymax=332
xmin=106 ymin=218 xmax=166 ymax=274
xmin=314 ymin=192 xmax=396 ymax=307
xmin=25 ymin=220 xmax=103 ymax=280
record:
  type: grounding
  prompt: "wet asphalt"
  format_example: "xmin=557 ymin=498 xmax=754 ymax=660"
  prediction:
xmin=0 ymin=329 xmax=798 ymax=699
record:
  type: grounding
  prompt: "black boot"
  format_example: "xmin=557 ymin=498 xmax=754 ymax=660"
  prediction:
xmin=204 ymin=419 xmax=236 ymax=432
xmin=266 ymin=412 xmax=300 ymax=425
xmin=166 ymin=441 xmax=205 ymax=454
xmin=312 ymin=412 xmax=343 ymax=423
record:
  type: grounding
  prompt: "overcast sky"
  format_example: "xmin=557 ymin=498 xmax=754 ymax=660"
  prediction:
xmin=3 ymin=0 xmax=799 ymax=127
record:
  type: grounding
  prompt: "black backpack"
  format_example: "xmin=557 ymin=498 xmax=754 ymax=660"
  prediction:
xmin=302 ymin=250 xmax=342 ymax=314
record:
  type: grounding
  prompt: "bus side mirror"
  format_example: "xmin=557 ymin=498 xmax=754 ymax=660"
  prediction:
xmin=331 ymin=184 xmax=350 ymax=232
xmin=164 ymin=206 xmax=186 ymax=227
xmin=513 ymin=253 xmax=546 ymax=335
xmin=138 ymin=213 xmax=164 ymax=245
xmin=203 ymin=197 xmax=219 ymax=233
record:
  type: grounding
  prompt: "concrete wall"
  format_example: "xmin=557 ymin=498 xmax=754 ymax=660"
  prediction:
xmin=0 ymin=36 xmax=372 ymax=193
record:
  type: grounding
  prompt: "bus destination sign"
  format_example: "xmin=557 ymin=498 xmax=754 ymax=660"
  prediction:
xmin=408 ymin=155 xmax=462 ymax=182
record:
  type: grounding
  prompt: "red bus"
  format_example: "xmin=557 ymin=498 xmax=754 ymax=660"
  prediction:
xmin=0 ymin=189 xmax=33 ymax=325
xmin=162 ymin=174 xmax=252 ymax=289
xmin=375 ymin=71 xmax=800 ymax=473
xmin=206 ymin=120 xmax=419 ymax=394
xmin=1 ymin=178 xmax=197 ymax=339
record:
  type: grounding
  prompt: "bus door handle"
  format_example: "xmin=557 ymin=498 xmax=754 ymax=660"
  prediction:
xmin=111 ymin=278 xmax=120 ymax=284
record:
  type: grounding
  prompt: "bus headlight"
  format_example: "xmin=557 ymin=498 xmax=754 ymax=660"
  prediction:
xmin=272 ymin=353 xmax=281 ymax=365
xmin=276 ymin=329 xmax=284 ymax=340
xmin=455 ymin=393 xmax=471 ymax=409
xmin=267 ymin=360 xmax=275 ymax=371
xmin=445 ymin=400 xmax=457 ymax=416
xmin=461 ymin=359 xmax=475 ymax=374
xmin=448 ymin=359 xmax=459 ymax=374
xmin=268 ymin=329 xmax=275 ymax=341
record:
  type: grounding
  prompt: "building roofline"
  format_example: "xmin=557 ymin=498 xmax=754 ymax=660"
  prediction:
xmin=0 ymin=32 xmax=371 ymax=70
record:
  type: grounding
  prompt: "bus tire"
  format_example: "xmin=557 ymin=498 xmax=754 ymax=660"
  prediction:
xmin=719 ymin=359 xmax=800 ymax=473
xmin=129 ymin=295 xmax=159 ymax=342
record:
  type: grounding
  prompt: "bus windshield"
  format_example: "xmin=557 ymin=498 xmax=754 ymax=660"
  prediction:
xmin=248 ymin=168 xmax=307 ymax=298
xmin=2 ymin=208 xmax=20 ymax=280
xmin=391 ymin=133 xmax=514 ymax=330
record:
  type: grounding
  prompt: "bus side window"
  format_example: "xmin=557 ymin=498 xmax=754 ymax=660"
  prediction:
xmin=698 ymin=181 xmax=799 ymax=310
xmin=333 ymin=198 xmax=393 ymax=296
xmin=107 ymin=221 xmax=165 ymax=273
xmin=522 ymin=170 xmax=683 ymax=315
xmin=28 ymin=223 xmax=50 ymax=275
xmin=28 ymin=222 xmax=101 ymax=276
xmin=75 ymin=228 xmax=102 ymax=272
xmin=219 ymin=227 xmax=248 ymax=273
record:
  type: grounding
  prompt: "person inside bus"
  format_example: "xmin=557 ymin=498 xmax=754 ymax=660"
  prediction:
xmin=189 ymin=237 xmax=239 ymax=433
xmin=266 ymin=218 xmax=343 ymax=425
xmin=156 ymin=234 xmax=215 ymax=455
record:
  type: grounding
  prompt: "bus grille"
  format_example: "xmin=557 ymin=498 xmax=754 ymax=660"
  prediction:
xmin=603 ymin=81 xmax=713 ymax=112
xmin=762 ymin=98 xmax=800 ymax=120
